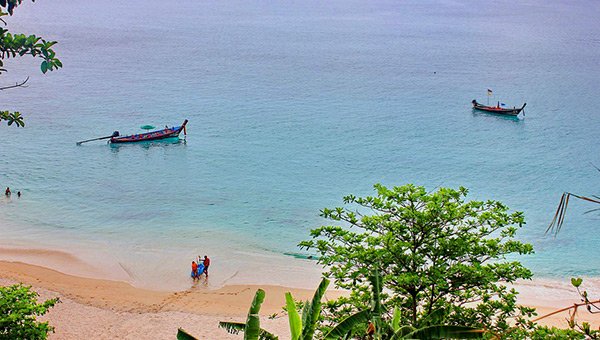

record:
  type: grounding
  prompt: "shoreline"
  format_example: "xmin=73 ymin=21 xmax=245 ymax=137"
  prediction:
xmin=0 ymin=261 xmax=328 ymax=339
xmin=2 ymin=248 xmax=600 ymax=338
xmin=0 ymin=235 xmax=325 ymax=292
xmin=0 ymin=261 xmax=332 ymax=316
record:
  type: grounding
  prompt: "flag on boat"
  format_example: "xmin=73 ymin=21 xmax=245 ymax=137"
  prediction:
xmin=500 ymin=103 xmax=506 ymax=106
xmin=487 ymin=89 xmax=493 ymax=96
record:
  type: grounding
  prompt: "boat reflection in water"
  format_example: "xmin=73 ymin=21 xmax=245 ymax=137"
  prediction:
xmin=109 ymin=136 xmax=186 ymax=152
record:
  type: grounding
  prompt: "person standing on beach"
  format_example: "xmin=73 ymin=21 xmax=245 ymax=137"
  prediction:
xmin=191 ymin=261 xmax=198 ymax=280
xmin=5 ymin=187 xmax=10 ymax=196
xmin=203 ymin=255 xmax=210 ymax=277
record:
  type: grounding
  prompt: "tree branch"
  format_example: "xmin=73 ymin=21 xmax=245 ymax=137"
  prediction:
xmin=0 ymin=76 xmax=29 ymax=91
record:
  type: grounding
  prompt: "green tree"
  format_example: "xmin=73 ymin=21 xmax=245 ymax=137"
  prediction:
xmin=0 ymin=283 xmax=59 ymax=339
xmin=0 ymin=0 xmax=62 ymax=127
xmin=299 ymin=184 xmax=536 ymax=334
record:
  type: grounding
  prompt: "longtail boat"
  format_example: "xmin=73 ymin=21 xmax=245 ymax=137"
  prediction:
xmin=472 ymin=100 xmax=526 ymax=116
xmin=110 ymin=119 xmax=188 ymax=143
xmin=76 ymin=119 xmax=188 ymax=145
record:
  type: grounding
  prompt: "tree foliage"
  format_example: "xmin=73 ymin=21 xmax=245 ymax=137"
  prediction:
xmin=0 ymin=109 xmax=23 ymax=126
xmin=0 ymin=0 xmax=61 ymax=126
xmin=323 ymin=272 xmax=484 ymax=339
xmin=299 ymin=184 xmax=536 ymax=334
xmin=0 ymin=283 xmax=59 ymax=339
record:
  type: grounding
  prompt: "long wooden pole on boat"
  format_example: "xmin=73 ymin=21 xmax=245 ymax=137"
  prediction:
xmin=76 ymin=131 xmax=120 ymax=145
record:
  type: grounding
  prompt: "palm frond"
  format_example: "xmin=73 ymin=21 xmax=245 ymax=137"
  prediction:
xmin=546 ymin=192 xmax=572 ymax=236
xmin=547 ymin=192 xmax=600 ymax=236
xmin=583 ymin=207 xmax=600 ymax=215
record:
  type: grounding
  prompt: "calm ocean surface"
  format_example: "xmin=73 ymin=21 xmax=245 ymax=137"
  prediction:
xmin=1 ymin=0 xmax=599 ymax=287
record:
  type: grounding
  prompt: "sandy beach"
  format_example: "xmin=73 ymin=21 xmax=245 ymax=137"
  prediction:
xmin=2 ymin=247 xmax=600 ymax=339
xmin=0 ymin=259 xmax=329 ymax=339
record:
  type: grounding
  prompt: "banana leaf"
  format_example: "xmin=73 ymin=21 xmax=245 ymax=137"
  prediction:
xmin=300 ymin=278 xmax=330 ymax=340
xmin=246 ymin=289 xmax=267 ymax=340
xmin=218 ymin=321 xmax=279 ymax=340
xmin=218 ymin=289 xmax=279 ymax=340
xmin=177 ymin=328 xmax=198 ymax=340
xmin=323 ymin=310 xmax=370 ymax=340
xmin=404 ymin=325 xmax=484 ymax=339
xmin=285 ymin=292 xmax=302 ymax=340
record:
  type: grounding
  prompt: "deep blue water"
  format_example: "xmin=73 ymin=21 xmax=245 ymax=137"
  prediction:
xmin=1 ymin=0 xmax=599 ymax=282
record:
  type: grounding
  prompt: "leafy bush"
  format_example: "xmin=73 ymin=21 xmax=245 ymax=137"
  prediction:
xmin=0 ymin=284 xmax=59 ymax=339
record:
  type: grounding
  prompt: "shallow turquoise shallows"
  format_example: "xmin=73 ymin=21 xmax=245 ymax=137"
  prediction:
xmin=1 ymin=0 xmax=599 ymax=280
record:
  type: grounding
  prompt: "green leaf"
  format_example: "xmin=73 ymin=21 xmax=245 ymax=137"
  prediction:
xmin=285 ymin=292 xmax=302 ymax=340
xmin=219 ymin=322 xmax=246 ymax=335
xmin=571 ymin=277 xmax=583 ymax=288
xmin=245 ymin=289 xmax=266 ymax=340
xmin=323 ymin=310 xmax=370 ymax=340
xmin=177 ymin=328 xmax=198 ymax=340
xmin=218 ymin=321 xmax=279 ymax=340
xmin=369 ymin=271 xmax=383 ymax=316
xmin=390 ymin=325 xmax=416 ymax=340
xmin=41 ymin=60 xmax=48 ymax=73
xmin=405 ymin=325 xmax=485 ymax=339
xmin=301 ymin=278 xmax=329 ymax=340
xmin=391 ymin=307 xmax=402 ymax=332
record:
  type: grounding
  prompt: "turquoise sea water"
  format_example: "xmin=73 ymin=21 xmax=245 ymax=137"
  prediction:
xmin=1 ymin=0 xmax=600 ymax=287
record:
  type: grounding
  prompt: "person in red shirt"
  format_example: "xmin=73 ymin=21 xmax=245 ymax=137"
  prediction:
xmin=191 ymin=261 xmax=198 ymax=280
xmin=203 ymin=255 xmax=210 ymax=277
